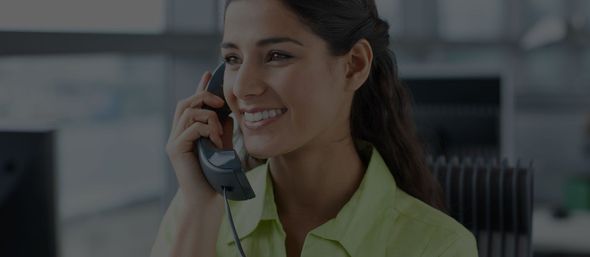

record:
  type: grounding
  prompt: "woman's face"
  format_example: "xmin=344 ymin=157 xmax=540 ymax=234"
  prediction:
xmin=222 ymin=0 xmax=354 ymax=158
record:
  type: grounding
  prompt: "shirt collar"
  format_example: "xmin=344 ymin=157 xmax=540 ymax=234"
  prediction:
xmin=223 ymin=142 xmax=399 ymax=257
xmin=221 ymin=161 xmax=276 ymax=244
xmin=306 ymin=144 xmax=398 ymax=257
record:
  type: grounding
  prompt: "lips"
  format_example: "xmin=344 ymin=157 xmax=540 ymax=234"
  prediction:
xmin=240 ymin=107 xmax=288 ymax=130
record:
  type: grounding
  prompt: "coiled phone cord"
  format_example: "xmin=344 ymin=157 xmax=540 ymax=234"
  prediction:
xmin=222 ymin=187 xmax=247 ymax=257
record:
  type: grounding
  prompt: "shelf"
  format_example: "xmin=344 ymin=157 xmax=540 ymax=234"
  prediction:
xmin=515 ymin=93 xmax=590 ymax=111
xmin=0 ymin=31 xmax=221 ymax=57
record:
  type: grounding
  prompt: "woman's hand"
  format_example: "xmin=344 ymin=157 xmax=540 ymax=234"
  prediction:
xmin=165 ymin=71 xmax=233 ymax=211
xmin=163 ymin=71 xmax=236 ymax=257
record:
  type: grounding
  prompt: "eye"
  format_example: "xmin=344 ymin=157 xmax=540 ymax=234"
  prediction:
xmin=267 ymin=51 xmax=292 ymax=62
xmin=223 ymin=55 xmax=241 ymax=65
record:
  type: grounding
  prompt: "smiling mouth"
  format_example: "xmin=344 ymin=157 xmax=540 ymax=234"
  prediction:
xmin=243 ymin=108 xmax=288 ymax=122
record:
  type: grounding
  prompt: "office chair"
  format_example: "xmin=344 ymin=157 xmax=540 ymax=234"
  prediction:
xmin=428 ymin=156 xmax=534 ymax=257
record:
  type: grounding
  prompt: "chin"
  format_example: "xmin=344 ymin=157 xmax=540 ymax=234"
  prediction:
xmin=243 ymin=137 xmax=283 ymax=159
xmin=244 ymin=143 xmax=274 ymax=159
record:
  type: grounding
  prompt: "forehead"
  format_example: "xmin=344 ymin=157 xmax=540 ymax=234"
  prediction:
xmin=223 ymin=0 xmax=310 ymax=45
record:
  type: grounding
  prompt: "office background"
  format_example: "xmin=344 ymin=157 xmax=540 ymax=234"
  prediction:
xmin=1 ymin=0 xmax=589 ymax=256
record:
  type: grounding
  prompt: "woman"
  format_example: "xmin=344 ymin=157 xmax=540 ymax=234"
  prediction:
xmin=151 ymin=0 xmax=478 ymax=256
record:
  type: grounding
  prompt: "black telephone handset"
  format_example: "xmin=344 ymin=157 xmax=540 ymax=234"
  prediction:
xmin=194 ymin=63 xmax=255 ymax=201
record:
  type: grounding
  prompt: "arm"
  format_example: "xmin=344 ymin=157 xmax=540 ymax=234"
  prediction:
xmin=150 ymin=190 xmax=224 ymax=257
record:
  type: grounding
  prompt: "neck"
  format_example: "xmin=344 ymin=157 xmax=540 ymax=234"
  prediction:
xmin=268 ymin=135 xmax=365 ymax=222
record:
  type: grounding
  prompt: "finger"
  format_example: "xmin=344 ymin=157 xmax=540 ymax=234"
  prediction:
xmin=173 ymin=109 xmax=223 ymax=140
xmin=171 ymin=93 xmax=225 ymax=133
xmin=170 ymin=71 xmax=213 ymax=133
xmin=195 ymin=109 xmax=223 ymax=136
xmin=176 ymin=122 xmax=224 ymax=149
xmin=196 ymin=71 xmax=212 ymax=94
xmin=188 ymin=92 xmax=226 ymax=109
xmin=171 ymin=98 xmax=192 ymax=135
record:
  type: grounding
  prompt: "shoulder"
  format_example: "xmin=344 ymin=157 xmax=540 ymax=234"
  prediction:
xmin=385 ymin=189 xmax=478 ymax=257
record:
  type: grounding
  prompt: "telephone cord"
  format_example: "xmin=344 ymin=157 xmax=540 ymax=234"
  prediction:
xmin=223 ymin=187 xmax=247 ymax=257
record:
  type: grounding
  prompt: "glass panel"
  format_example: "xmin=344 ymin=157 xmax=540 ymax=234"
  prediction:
xmin=580 ymin=48 xmax=590 ymax=91
xmin=514 ymin=110 xmax=589 ymax=203
xmin=522 ymin=46 xmax=570 ymax=93
xmin=375 ymin=0 xmax=404 ymax=37
xmin=0 ymin=54 xmax=167 ymax=256
xmin=580 ymin=1 xmax=590 ymax=33
xmin=395 ymin=47 xmax=506 ymax=69
xmin=0 ymin=0 xmax=164 ymax=32
xmin=437 ymin=0 xmax=503 ymax=40
xmin=526 ymin=0 xmax=565 ymax=26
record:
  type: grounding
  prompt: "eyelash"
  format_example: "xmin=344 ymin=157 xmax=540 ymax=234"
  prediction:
xmin=223 ymin=51 xmax=293 ymax=65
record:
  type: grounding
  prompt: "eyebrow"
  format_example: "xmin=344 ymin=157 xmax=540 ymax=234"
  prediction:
xmin=220 ymin=37 xmax=304 ymax=49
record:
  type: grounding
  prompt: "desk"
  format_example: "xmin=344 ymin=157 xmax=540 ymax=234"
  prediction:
xmin=533 ymin=207 xmax=590 ymax=255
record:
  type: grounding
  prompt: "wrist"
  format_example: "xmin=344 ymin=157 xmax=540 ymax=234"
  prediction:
xmin=180 ymin=193 xmax=224 ymax=218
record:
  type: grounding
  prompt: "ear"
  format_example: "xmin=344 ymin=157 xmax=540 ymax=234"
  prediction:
xmin=344 ymin=39 xmax=373 ymax=92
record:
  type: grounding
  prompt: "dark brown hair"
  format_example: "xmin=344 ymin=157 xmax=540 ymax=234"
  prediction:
xmin=224 ymin=0 xmax=446 ymax=211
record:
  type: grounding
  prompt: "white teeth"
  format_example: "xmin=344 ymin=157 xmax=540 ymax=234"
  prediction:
xmin=244 ymin=108 xmax=285 ymax=122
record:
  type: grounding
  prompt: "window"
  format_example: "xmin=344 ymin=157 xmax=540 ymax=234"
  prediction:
xmin=0 ymin=0 xmax=164 ymax=32
xmin=437 ymin=0 xmax=503 ymax=40
xmin=0 ymin=54 xmax=168 ymax=256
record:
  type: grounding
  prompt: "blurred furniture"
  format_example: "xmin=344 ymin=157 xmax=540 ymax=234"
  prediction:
xmin=565 ymin=176 xmax=590 ymax=210
xmin=0 ymin=129 xmax=56 ymax=257
xmin=429 ymin=156 xmax=534 ymax=257
xmin=404 ymin=76 xmax=502 ymax=158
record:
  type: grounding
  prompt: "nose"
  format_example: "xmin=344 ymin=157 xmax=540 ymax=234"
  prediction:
xmin=231 ymin=61 xmax=266 ymax=100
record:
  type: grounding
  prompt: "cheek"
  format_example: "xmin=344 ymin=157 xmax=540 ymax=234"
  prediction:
xmin=274 ymin=70 xmax=315 ymax=108
xmin=278 ymin=68 xmax=338 ymax=121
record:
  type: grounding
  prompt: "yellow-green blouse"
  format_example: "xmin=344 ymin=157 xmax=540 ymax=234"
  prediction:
xmin=151 ymin=145 xmax=478 ymax=257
